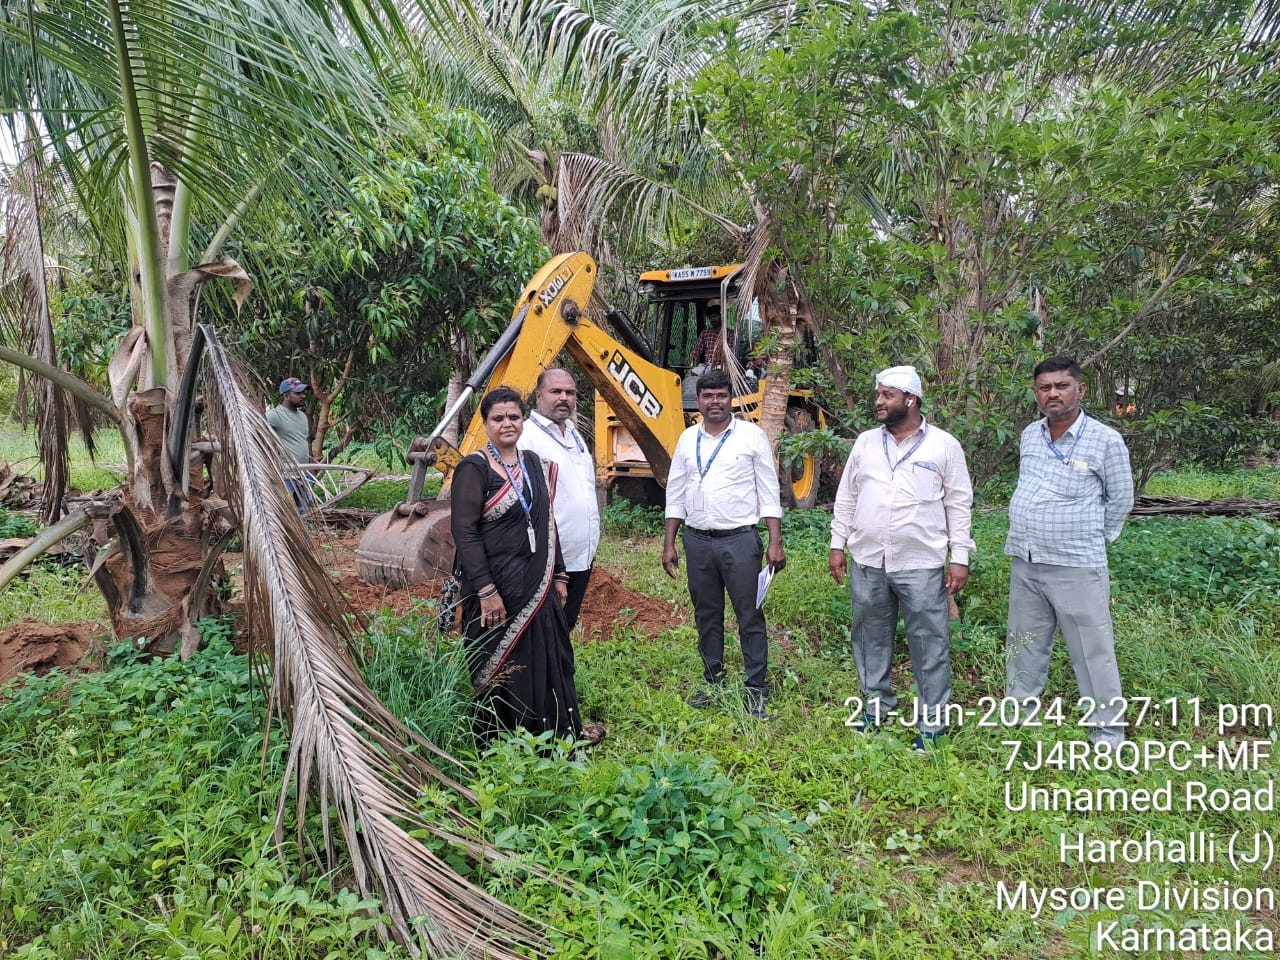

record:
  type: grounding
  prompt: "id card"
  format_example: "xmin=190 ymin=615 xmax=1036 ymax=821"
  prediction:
xmin=691 ymin=488 xmax=706 ymax=512
xmin=527 ymin=523 xmax=537 ymax=553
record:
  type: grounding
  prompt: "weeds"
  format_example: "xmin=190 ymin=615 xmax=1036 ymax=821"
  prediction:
xmin=360 ymin=609 xmax=475 ymax=759
xmin=601 ymin=498 xmax=665 ymax=538
xmin=2 ymin=466 xmax=1278 ymax=958
xmin=0 ymin=626 xmax=406 ymax=959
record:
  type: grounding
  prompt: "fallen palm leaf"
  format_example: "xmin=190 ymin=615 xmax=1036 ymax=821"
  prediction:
xmin=195 ymin=324 xmax=549 ymax=958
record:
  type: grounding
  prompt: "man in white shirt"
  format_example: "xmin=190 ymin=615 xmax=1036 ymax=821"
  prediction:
xmin=828 ymin=365 xmax=974 ymax=750
xmin=518 ymin=367 xmax=600 ymax=631
xmin=662 ymin=370 xmax=786 ymax=720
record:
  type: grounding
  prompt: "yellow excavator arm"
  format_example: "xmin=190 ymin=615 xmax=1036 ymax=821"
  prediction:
xmin=356 ymin=252 xmax=690 ymax=586
xmin=448 ymin=252 xmax=685 ymax=486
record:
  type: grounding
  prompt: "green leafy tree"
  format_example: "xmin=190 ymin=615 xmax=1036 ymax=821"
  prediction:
xmin=695 ymin=0 xmax=1280 ymax=474
xmin=235 ymin=109 xmax=545 ymax=460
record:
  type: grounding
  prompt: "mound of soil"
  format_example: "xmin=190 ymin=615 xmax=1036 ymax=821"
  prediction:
xmin=577 ymin=567 xmax=684 ymax=642
xmin=335 ymin=574 xmax=446 ymax=618
xmin=0 ymin=527 xmax=677 ymax=689
xmin=0 ymin=621 xmax=97 ymax=687
xmin=329 ymin=552 xmax=682 ymax=643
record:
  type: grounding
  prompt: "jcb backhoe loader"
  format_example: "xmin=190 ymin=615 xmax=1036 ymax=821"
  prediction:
xmin=356 ymin=252 xmax=824 ymax=588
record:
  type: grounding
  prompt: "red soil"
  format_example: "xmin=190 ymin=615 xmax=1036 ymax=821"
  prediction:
xmin=0 ymin=620 xmax=99 ymax=688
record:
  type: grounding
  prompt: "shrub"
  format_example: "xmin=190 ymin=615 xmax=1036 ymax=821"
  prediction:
xmin=473 ymin=738 xmax=806 ymax=956
xmin=601 ymin=499 xmax=665 ymax=538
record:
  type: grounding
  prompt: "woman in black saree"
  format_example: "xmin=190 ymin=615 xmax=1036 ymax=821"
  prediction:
xmin=450 ymin=386 xmax=600 ymax=742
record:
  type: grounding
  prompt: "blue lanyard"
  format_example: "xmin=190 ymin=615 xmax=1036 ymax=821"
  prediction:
xmin=882 ymin=424 xmax=928 ymax=473
xmin=1042 ymin=415 xmax=1087 ymax=465
xmin=696 ymin=426 xmax=732 ymax=481
xmin=487 ymin=443 xmax=533 ymax=520
xmin=533 ymin=416 xmax=585 ymax=453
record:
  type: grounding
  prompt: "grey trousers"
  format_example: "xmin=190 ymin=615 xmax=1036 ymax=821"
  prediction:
xmin=1005 ymin=558 xmax=1125 ymax=745
xmin=850 ymin=564 xmax=952 ymax=734
xmin=683 ymin=527 xmax=768 ymax=697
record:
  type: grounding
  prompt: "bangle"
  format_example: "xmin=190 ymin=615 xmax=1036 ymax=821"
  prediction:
xmin=478 ymin=586 xmax=497 ymax=600
xmin=554 ymin=573 xmax=569 ymax=583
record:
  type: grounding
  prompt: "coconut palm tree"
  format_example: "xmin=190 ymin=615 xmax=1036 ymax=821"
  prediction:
xmin=0 ymin=1 xmax=547 ymax=955
xmin=403 ymin=0 xmax=857 ymax=440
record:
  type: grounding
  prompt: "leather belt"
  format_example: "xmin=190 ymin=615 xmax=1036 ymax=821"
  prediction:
xmin=685 ymin=525 xmax=755 ymax=539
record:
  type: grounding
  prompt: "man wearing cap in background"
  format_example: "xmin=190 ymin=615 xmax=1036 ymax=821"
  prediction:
xmin=828 ymin=365 xmax=975 ymax=751
xmin=267 ymin=377 xmax=312 ymax=510
xmin=689 ymin=300 xmax=735 ymax=370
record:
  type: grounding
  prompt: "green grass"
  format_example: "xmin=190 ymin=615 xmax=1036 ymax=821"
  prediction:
xmin=0 ymin=623 xmax=413 ymax=959
xmin=0 ymin=565 xmax=109 ymax=631
xmin=3 ymin=462 xmax=1279 ymax=958
xmin=1143 ymin=465 xmax=1280 ymax=499
xmin=580 ymin=507 xmax=1279 ymax=957
xmin=0 ymin=426 xmax=127 ymax=492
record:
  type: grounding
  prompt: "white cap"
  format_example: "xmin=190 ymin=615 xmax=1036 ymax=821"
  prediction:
xmin=875 ymin=364 xmax=923 ymax=398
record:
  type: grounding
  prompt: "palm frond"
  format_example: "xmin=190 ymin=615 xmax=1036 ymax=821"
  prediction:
xmin=1 ymin=0 xmax=400 ymax=279
xmin=556 ymin=150 xmax=741 ymax=251
xmin=196 ymin=325 xmax=548 ymax=958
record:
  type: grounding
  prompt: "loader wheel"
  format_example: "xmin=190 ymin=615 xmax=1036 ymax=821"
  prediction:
xmin=782 ymin=406 xmax=819 ymax=510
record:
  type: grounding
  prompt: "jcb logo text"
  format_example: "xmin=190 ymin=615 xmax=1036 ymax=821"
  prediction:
xmin=607 ymin=352 xmax=663 ymax=419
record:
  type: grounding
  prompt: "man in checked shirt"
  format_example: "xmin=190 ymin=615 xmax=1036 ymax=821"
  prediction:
xmin=829 ymin=365 xmax=975 ymax=752
xmin=1005 ymin=356 xmax=1134 ymax=747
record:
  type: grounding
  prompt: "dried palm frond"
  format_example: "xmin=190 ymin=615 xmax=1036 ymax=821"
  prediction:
xmin=195 ymin=324 xmax=548 ymax=958
xmin=0 ymin=122 xmax=69 ymax=524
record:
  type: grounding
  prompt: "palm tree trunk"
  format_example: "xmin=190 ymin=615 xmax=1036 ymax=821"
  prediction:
xmin=755 ymin=261 xmax=800 ymax=442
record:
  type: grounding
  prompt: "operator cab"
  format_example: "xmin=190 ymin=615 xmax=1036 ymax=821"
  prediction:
xmin=634 ymin=265 xmax=760 ymax=409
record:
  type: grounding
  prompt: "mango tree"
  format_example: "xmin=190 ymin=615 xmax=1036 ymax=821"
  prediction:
xmin=694 ymin=0 xmax=1280 ymax=472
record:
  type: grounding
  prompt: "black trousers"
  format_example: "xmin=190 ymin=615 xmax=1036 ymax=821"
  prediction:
xmin=682 ymin=526 xmax=768 ymax=696
xmin=563 ymin=568 xmax=592 ymax=633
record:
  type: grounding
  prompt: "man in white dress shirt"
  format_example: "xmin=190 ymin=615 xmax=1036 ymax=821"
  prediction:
xmin=518 ymin=367 xmax=601 ymax=631
xmin=662 ymin=369 xmax=786 ymax=720
xmin=828 ymin=365 xmax=974 ymax=750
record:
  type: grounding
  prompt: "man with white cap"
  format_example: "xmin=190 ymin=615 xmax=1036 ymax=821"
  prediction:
xmin=828 ymin=364 xmax=974 ymax=751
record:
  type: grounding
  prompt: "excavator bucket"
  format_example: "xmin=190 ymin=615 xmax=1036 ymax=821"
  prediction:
xmin=355 ymin=499 xmax=455 ymax=589
xmin=356 ymin=252 xmax=601 ymax=589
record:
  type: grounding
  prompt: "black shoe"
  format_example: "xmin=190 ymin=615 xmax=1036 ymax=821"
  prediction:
xmin=911 ymin=730 xmax=946 ymax=753
xmin=745 ymin=691 xmax=769 ymax=720
xmin=850 ymin=712 xmax=882 ymax=733
xmin=687 ymin=687 xmax=719 ymax=709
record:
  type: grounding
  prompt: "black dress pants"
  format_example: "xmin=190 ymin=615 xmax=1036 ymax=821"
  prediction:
xmin=682 ymin=526 xmax=768 ymax=696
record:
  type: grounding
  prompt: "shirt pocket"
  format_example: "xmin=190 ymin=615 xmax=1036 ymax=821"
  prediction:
xmin=1044 ymin=461 xmax=1099 ymax=500
xmin=910 ymin=461 xmax=944 ymax=502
